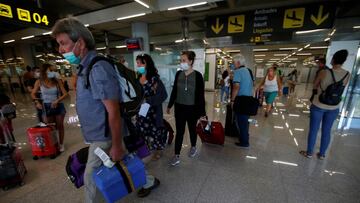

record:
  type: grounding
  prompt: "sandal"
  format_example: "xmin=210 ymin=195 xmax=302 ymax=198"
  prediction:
xmin=299 ymin=150 xmax=312 ymax=158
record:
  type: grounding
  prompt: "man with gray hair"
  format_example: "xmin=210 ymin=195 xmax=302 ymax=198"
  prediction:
xmin=230 ymin=54 xmax=254 ymax=148
xmin=51 ymin=17 xmax=159 ymax=202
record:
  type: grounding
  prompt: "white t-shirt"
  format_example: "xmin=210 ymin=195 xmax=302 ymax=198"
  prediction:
xmin=224 ymin=76 xmax=230 ymax=87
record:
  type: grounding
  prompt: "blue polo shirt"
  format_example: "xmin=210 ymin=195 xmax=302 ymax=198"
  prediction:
xmin=76 ymin=50 xmax=121 ymax=142
xmin=233 ymin=67 xmax=253 ymax=96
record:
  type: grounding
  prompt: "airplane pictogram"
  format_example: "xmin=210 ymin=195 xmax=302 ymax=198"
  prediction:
xmin=286 ymin=10 xmax=302 ymax=21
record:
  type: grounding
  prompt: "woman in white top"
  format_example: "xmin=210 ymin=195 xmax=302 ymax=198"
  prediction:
xmin=258 ymin=67 xmax=282 ymax=117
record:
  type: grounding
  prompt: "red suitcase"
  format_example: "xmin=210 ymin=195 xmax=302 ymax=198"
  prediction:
xmin=27 ymin=125 xmax=59 ymax=160
xmin=197 ymin=119 xmax=225 ymax=146
xmin=0 ymin=147 xmax=27 ymax=190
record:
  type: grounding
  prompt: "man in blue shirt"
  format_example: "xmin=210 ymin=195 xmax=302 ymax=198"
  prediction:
xmin=52 ymin=17 xmax=159 ymax=202
xmin=230 ymin=54 xmax=254 ymax=148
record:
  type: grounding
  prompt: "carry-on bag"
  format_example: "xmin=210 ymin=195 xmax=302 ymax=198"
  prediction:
xmin=197 ymin=117 xmax=225 ymax=145
xmin=66 ymin=147 xmax=89 ymax=188
xmin=27 ymin=124 xmax=59 ymax=160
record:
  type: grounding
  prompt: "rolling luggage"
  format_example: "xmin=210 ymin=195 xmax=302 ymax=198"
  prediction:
xmin=255 ymin=88 xmax=264 ymax=106
xmin=224 ymin=104 xmax=239 ymax=137
xmin=93 ymin=155 xmax=146 ymax=203
xmin=66 ymin=147 xmax=89 ymax=188
xmin=0 ymin=113 xmax=27 ymax=191
xmin=283 ymin=87 xmax=289 ymax=95
xmin=27 ymin=124 xmax=59 ymax=160
xmin=197 ymin=118 xmax=225 ymax=145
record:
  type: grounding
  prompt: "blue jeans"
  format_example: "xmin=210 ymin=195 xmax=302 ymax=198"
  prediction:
xmin=307 ymin=105 xmax=339 ymax=156
xmin=220 ymin=86 xmax=230 ymax=102
xmin=235 ymin=113 xmax=250 ymax=147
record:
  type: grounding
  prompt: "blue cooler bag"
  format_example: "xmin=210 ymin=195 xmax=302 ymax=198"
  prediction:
xmin=93 ymin=155 xmax=146 ymax=203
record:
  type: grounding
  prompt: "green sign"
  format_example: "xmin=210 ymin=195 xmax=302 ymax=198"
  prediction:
xmin=204 ymin=62 xmax=209 ymax=82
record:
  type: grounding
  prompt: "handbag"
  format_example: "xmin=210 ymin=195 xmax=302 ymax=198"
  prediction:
xmin=233 ymin=95 xmax=259 ymax=116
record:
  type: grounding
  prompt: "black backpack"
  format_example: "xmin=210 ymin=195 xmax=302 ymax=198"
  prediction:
xmin=319 ymin=69 xmax=349 ymax=106
xmin=85 ymin=55 xmax=144 ymax=118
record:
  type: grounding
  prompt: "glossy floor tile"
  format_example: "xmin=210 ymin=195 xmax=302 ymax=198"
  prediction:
xmin=0 ymin=84 xmax=359 ymax=203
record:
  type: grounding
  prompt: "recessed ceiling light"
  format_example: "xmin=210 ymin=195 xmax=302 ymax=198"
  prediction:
xmin=274 ymin=54 xmax=288 ymax=56
xmin=298 ymin=48 xmax=303 ymax=52
xmin=310 ymin=46 xmax=328 ymax=49
xmin=116 ymin=45 xmax=126 ymax=48
xmin=279 ymin=47 xmax=298 ymax=50
xmin=295 ymin=29 xmax=326 ymax=34
xmin=296 ymin=53 xmax=312 ymax=56
xmin=270 ymin=58 xmax=280 ymax=60
xmin=168 ymin=2 xmax=207 ymax=10
xmin=253 ymin=49 xmax=268 ymax=51
xmin=21 ymin=35 xmax=34 ymax=40
xmin=117 ymin=13 xmax=146 ymax=21
xmin=42 ymin=31 xmax=52 ymax=35
xmin=84 ymin=24 xmax=90 ymax=27
xmin=324 ymin=37 xmax=331 ymax=41
xmin=254 ymin=54 xmax=266 ymax=57
xmin=287 ymin=58 xmax=298 ymax=60
xmin=135 ymin=0 xmax=150 ymax=8
xmin=304 ymin=44 xmax=310 ymax=48
xmin=329 ymin=29 xmax=336 ymax=36
xmin=96 ymin=47 xmax=106 ymax=50
xmin=3 ymin=39 xmax=15 ymax=44
xmin=353 ymin=25 xmax=360 ymax=29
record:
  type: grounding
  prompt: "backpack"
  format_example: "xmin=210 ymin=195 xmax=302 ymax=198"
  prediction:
xmin=65 ymin=147 xmax=89 ymax=188
xmin=319 ymin=69 xmax=349 ymax=106
xmin=86 ymin=56 xmax=144 ymax=118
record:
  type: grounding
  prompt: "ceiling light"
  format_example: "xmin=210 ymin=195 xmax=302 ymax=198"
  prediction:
xmin=203 ymin=39 xmax=209 ymax=44
xmin=270 ymin=58 xmax=280 ymax=60
xmin=283 ymin=60 xmax=292 ymax=62
xmin=310 ymin=46 xmax=328 ymax=49
xmin=324 ymin=37 xmax=331 ymax=41
xmin=84 ymin=24 xmax=90 ymax=27
xmin=295 ymin=29 xmax=326 ymax=34
xmin=3 ymin=39 xmax=15 ymax=44
xmin=304 ymin=44 xmax=310 ymax=48
xmin=291 ymin=52 xmax=296 ymax=55
xmin=227 ymin=50 xmax=240 ymax=53
xmin=255 ymin=54 xmax=265 ymax=57
xmin=298 ymin=48 xmax=303 ymax=52
xmin=353 ymin=25 xmax=360 ymax=29
xmin=175 ymin=39 xmax=184 ymax=43
xmin=135 ymin=0 xmax=150 ymax=8
xmin=21 ymin=35 xmax=34 ymax=40
xmin=96 ymin=47 xmax=106 ymax=50
xmin=117 ymin=13 xmax=146 ymax=21
xmin=155 ymin=47 xmax=162 ymax=51
xmin=287 ymin=58 xmax=298 ymax=60
xmin=274 ymin=54 xmax=288 ymax=56
xmin=35 ymin=54 xmax=42 ymax=58
xmin=42 ymin=31 xmax=52 ymax=35
xmin=168 ymin=2 xmax=207 ymax=10
xmin=296 ymin=53 xmax=312 ymax=56
xmin=329 ymin=29 xmax=336 ymax=36
xmin=253 ymin=48 xmax=268 ymax=51
xmin=116 ymin=45 xmax=126 ymax=48
xmin=279 ymin=47 xmax=297 ymax=50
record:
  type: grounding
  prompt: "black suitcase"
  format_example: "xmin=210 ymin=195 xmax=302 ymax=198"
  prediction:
xmin=225 ymin=104 xmax=239 ymax=137
xmin=0 ymin=146 xmax=27 ymax=190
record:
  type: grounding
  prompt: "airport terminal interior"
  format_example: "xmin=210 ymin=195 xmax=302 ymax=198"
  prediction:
xmin=0 ymin=0 xmax=360 ymax=202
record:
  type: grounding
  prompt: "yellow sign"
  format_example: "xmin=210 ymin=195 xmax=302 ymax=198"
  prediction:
xmin=255 ymin=36 xmax=261 ymax=42
xmin=211 ymin=18 xmax=224 ymax=34
xmin=228 ymin=15 xmax=245 ymax=33
xmin=0 ymin=3 xmax=12 ymax=18
xmin=311 ymin=5 xmax=329 ymax=26
xmin=17 ymin=8 xmax=31 ymax=22
xmin=283 ymin=8 xmax=305 ymax=28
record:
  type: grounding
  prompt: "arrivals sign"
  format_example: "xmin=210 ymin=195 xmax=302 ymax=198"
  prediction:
xmin=206 ymin=3 xmax=336 ymax=42
xmin=0 ymin=0 xmax=55 ymax=28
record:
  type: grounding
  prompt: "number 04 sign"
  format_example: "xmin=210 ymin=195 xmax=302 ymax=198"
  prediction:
xmin=0 ymin=1 xmax=54 ymax=28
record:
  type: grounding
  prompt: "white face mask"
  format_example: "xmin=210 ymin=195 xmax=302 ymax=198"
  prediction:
xmin=180 ymin=63 xmax=189 ymax=70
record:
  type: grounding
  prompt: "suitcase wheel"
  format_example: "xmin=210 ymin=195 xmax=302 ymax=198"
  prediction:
xmin=32 ymin=156 xmax=39 ymax=160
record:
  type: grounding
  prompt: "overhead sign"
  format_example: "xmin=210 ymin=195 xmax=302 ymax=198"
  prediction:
xmin=206 ymin=2 xmax=336 ymax=41
xmin=0 ymin=1 xmax=55 ymax=28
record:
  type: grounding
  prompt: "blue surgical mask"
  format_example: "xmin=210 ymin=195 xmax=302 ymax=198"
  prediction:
xmin=137 ymin=66 xmax=146 ymax=74
xmin=47 ymin=71 xmax=56 ymax=79
xmin=180 ymin=63 xmax=189 ymax=70
xmin=62 ymin=41 xmax=81 ymax=64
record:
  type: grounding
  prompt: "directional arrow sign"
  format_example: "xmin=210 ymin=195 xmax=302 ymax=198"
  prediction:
xmin=311 ymin=5 xmax=329 ymax=26
xmin=211 ymin=18 xmax=224 ymax=34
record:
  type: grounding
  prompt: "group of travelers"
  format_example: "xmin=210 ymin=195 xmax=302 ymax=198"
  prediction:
xmin=0 ymin=15 xmax=350 ymax=202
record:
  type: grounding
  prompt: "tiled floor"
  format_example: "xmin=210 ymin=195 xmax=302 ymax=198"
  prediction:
xmin=1 ymin=84 xmax=359 ymax=203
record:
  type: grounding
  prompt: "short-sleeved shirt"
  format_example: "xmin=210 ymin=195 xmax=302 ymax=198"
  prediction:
xmin=76 ymin=50 xmax=121 ymax=142
xmin=233 ymin=67 xmax=253 ymax=96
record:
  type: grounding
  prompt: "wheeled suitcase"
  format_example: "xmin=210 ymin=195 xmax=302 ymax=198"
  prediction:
xmin=283 ymin=87 xmax=289 ymax=95
xmin=93 ymin=155 xmax=146 ymax=203
xmin=66 ymin=147 xmax=89 ymax=188
xmin=255 ymin=88 xmax=264 ymax=106
xmin=27 ymin=124 xmax=59 ymax=160
xmin=224 ymin=104 xmax=239 ymax=137
xmin=0 ymin=146 xmax=27 ymax=190
xmin=197 ymin=119 xmax=225 ymax=145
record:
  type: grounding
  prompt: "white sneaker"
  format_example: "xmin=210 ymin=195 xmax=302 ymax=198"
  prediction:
xmin=170 ymin=155 xmax=180 ymax=166
xmin=189 ymin=147 xmax=197 ymax=158
xmin=59 ymin=144 xmax=65 ymax=152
